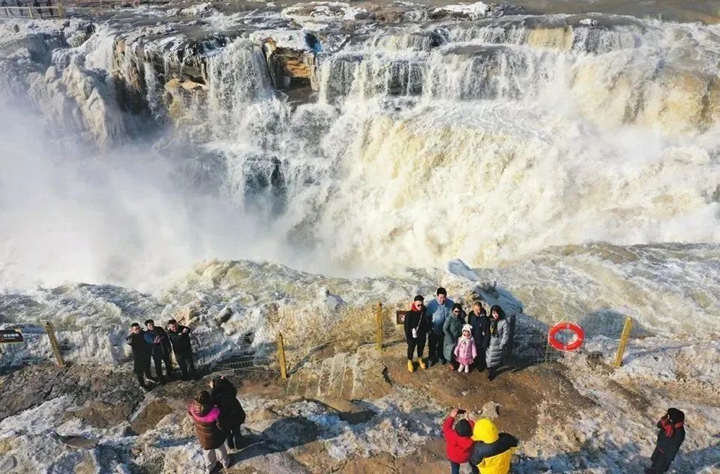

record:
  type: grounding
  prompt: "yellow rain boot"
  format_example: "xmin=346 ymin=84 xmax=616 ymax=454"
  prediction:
xmin=407 ymin=360 xmax=415 ymax=373
xmin=418 ymin=358 xmax=427 ymax=370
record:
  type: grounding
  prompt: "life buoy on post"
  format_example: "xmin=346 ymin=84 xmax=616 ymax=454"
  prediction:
xmin=548 ymin=322 xmax=585 ymax=352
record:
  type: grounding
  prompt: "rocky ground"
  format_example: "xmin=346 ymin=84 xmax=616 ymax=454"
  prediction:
xmin=1 ymin=338 xmax=718 ymax=473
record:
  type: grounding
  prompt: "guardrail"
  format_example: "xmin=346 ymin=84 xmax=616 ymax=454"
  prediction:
xmin=0 ymin=4 xmax=64 ymax=18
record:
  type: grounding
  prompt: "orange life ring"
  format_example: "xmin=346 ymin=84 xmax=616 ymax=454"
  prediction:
xmin=548 ymin=322 xmax=585 ymax=352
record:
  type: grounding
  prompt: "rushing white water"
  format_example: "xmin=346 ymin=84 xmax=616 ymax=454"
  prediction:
xmin=0 ymin=6 xmax=719 ymax=338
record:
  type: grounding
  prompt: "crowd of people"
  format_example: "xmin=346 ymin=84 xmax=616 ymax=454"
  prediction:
xmin=124 ymin=290 xmax=686 ymax=474
xmin=404 ymin=288 xmax=516 ymax=381
xmin=126 ymin=318 xmax=197 ymax=389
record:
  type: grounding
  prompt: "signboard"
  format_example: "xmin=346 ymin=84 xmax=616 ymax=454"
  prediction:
xmin=0 ymin=329 xmax=23 ymax=344
xmin=395 ymin=310 xmax=408 ymax=325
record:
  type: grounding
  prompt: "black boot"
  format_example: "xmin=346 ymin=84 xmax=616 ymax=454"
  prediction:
xmin=488 ymin=368 xmax=496 ymax=381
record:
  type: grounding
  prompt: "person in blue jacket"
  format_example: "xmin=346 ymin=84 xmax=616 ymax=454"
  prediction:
xmin=424 ymin=287 xmax=454 ymax=366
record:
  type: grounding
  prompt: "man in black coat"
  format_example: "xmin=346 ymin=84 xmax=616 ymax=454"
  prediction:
xmin=144 ymin=319 xmax=174 ymax=381
xmin=210 ymin=376 xmax=246 ymax=450
xmin=467 ymin=300 xmax=490 ymax=372
xmin=126 ymin=323 xmax=154 ymax=390
xmin=646 ymin=408 xmax=685 ymax=473
xmin=167 ymin=319 xmax=196 ymax=380
xmin=404 ymin=295 xmax=430 ymax=372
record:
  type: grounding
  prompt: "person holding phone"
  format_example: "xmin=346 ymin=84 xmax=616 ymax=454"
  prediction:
xmin=646 ymin=408 xmax=685 ymax=473
xmin=443 ymin=408 xmax=479 ymax=474
xmin=404 ymin=295 xmax=430 ymax=372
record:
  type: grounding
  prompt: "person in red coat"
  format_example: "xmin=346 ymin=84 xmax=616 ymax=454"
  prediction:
xmin=443 ymin=408 xmax=479 ymax=474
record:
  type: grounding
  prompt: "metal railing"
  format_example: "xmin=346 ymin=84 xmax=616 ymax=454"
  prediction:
xmin=0 ymin=4 xmax=64 ymax=18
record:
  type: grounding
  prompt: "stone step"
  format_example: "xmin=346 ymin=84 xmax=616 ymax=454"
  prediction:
xmin=341 ymin=352 xmax=358 ymax=400
xmin=328 ymin=352 xmax=347 ymax=399
xmin=284 ymin=344 xmax=379 ymax=400
xmin=316 ymin=356 xmax=334 ymax=398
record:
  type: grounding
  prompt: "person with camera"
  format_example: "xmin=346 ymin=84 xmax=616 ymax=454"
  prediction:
xmin=404 ymin=295 xmax=430 ymax=372
xmin=646 ymin=408 xmax=685 ymax=473
xmin=443 ymin=408 xmax=479 ymax=474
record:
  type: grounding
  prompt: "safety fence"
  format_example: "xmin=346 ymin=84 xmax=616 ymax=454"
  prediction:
xmin=0 ymin=4 xmax=64 ymax=18
xmin=0 ymin=303 xmax=638 ymax=380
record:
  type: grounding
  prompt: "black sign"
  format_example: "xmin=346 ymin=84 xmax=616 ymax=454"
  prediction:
xmin=0 ymin=330 xmax=23 ymax=344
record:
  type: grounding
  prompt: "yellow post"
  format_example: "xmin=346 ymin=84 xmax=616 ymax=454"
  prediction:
xmin=28 ymin=6 xmax=33 ymax=18
xmin=375 ymin=302 xmax=383 ymax=352
xmin=44 ymin=322 xmax=66 ymax=367
xmin=276 ymin=332 xmax=287 ymax=380
xmin=57 ymin=2 xmax=65 ymax=18
xmin=613 ymin=317 xmax=634 ymax=368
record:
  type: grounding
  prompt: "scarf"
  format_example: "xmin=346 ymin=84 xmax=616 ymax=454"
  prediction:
xmin=660 ymin=417 xmax=684 ymax=437
xmin=411 ymin=302 xmax=422 ymax=312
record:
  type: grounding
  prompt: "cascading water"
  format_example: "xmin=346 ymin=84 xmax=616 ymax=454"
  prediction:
xmin=0 ymin=5 xmax=719 ymax=334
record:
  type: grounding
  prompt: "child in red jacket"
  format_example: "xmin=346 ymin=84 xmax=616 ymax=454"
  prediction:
xmin=443 ymin=408 xmax=479 ymax=474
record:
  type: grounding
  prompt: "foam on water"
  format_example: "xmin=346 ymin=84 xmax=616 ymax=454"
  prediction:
xmin=0 ymin=8 xmax=719 ymax=344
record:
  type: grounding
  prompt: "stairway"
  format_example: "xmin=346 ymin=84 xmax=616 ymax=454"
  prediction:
xmin=285 ymin=344 xmax=383 ymax=400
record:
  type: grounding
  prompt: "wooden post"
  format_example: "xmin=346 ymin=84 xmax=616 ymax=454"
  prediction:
xmin=375 ymin=302 xmax=383 ymax=352
xmin=276 ymin=332 xmax=287 ymax=380
xmin=44 ymin=322 xmax=66 ymax=367
xmin=613 ymin=317 xmax=634 ymax=368
xmin=57 ymin=1 xmax=65 ymax=18
xmin=28 ymin=6 xmax=33 ymax=18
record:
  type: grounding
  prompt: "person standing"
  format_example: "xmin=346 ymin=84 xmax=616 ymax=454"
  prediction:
xmin=425 ymin=287 xmax=454 ymax=366
xmin=485 ymin=305 xmax=509 ymax=381
xmin=210 ymin=375 xmax=246 ymax=450
xmin=443 ymin=408 xmax=479 ymax=474
xmin=126 ymin=323 xmax=154 ymax=390
xmin=467 ymin=301 xmax=490 ymax=372
xmin=144 ymin=319 xmax=173 ymax=382
xmin=470 ymin=418 xmax=519 ymax=474
xmin=167 ymin=319 xmax=196 ymax=380
xmin=404 ymin=295 xmax=430 ymax=372
xmin=646 ymin=408 xmax=685 ymax=474
xmin=188 ymin=390 xmax=230 ymax=473
xmin=454 ymin=324 xmax=477 ymax=373
xmin=443 ymin=303 xmax=466 ymax=370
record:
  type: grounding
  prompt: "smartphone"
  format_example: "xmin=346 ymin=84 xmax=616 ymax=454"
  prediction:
xmin=456 ymin=409 xmax=466 ymax=415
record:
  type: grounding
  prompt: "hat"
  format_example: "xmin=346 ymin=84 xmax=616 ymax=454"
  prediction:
xmin=667 ymin=408 xmax=685 ymax=423
xmin=462 ymin=324 xmax=473 ymax=333
xmin=455 ymin=419 xmax=472 ymax=438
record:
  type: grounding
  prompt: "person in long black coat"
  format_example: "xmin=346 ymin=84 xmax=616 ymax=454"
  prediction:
xmin=126 ymin=323 xmax=153 ymax=389
xmin=467 ymin=301 xmax=490 ymax=371
xmin=404 ymin=295 xmax=430 ymax=372
xmin=210 ymin=376 xmax=246 ymax=450
xmin=646 ymin=408 xmax=685 ymax=473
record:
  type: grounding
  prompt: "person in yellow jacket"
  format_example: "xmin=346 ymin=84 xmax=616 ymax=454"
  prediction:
xmin=470 ymin=418 xmax=519 ymax=474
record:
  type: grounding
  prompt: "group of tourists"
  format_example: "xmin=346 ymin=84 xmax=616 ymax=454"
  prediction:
xmin=126 ymin=318 xmax=197 ymax=389
xmin=189 ymin=376 xmax=246 ymax=473
xmin=404 ymin=288 xmax=515 ymax=381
